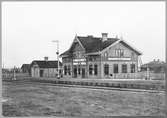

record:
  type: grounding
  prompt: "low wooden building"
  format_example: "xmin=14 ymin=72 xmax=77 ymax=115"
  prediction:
xmin=30 ymin=57 xmax=62 ymax=78
xmin=60 ymin=33 xmax=142 ymax=79
xmin=21 ymin=64 xmax=30 ymax=73
xmin=140 ymin=59 xmax=166 ymax=80
xmin=141 ymin=59 xmax=166 ymax=73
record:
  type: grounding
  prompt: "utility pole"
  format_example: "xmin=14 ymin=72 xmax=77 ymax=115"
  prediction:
xmin=13 ymin=66 xmax=16 ymax=80
xmin=2 ymin=62 xmax=4 ymax=69
xmin=52 ymin=40 xmax=60 ymax=79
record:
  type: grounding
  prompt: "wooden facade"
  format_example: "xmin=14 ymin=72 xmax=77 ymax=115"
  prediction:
xmin=60 ymin=33 xmax=142 ymax=79
xmin=30 ymin=60 xmax=62 ymax=78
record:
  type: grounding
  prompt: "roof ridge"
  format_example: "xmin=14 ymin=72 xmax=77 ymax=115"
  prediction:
xmin=77 ymin=36 xmax=101 ymax=39
xmin=77 ymin=36 xmax=120 ymax=39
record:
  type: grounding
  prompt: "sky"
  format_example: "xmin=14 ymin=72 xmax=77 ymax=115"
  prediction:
xmin=2 ymin=1 xmax=166 ymax=68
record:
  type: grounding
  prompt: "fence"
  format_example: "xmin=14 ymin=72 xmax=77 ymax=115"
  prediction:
xmin=2 ymin=72 xmax=30 ymax=80
xmin=2 ymin=72 xmax=165 ymax=80
xmin=137 ymin=72 xmax=165 ymax=80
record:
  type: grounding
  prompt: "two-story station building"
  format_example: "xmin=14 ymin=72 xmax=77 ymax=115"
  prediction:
xmin=60 ymin=33 xmax=142 ymax=79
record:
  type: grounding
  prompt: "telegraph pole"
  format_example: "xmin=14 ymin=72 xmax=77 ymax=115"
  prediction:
xmin=52 ymin=40 xmax=60 ymax=79
xmin=13 ymin=66 xmax=16 ymax=80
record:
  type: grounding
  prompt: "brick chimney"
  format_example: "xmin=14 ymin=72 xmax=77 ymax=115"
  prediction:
xmin=44 ymin=56 xmax=48 ymax=61
xmin=102 ymin=33 xmax=108 ymax=41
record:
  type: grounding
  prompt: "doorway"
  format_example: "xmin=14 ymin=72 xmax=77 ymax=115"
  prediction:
xmin=82 ymin=68 xmax=85 ymax=78
xmin=40 ymin=70 xmax=44 ymax=77
xmin=73 ymin=67 xmax=77 ymax=78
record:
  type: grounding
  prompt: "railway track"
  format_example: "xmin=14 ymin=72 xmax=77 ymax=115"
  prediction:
xmin=3 ymin=79 xmax=165 ymax=93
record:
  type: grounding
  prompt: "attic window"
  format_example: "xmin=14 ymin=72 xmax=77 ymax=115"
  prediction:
xmin=131 ymin=52 xmax=135 ymax=59
xmin=78 ymin=52 xmax=81 ymax=58
xmin=104 ymin=52 xmax=108 ymax=57
xmin=120 ymin=50 xmax=124 ymax=57
xmin=73 ymin=53 xmax=77 ymax=58
xmin=115 ymin=49 xmax=124 ymax=57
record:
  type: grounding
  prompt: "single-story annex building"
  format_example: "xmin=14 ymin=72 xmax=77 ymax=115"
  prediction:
xmin=21 ymin=64 xmax=30 ymax=74
xmin=30 ymin=57 xmax=62 ymax=78
xmin=141 ymin=59 xmax=165 ymax=73
xmin=60 ymin=33 xmax=142 ymax=79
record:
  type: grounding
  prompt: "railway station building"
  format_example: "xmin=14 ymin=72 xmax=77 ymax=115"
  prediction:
xmin=60 ymin=33 xmax=142 ymax=79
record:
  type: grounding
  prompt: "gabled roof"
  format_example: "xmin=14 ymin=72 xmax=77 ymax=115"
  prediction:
xmin=119 ymin=40 xmax=142 ymax=55
xmin=78 ymin=36 xmax=119 ymax=53
xmin=60 ymin=35 xmax=142 ymax=56
xmin=141 ymin=60 xmax=166 ymax=68
xmin=60 ymin=36 xmax=119 ymax=56
xmin=30 ymin=60 xmax=62 ymax=68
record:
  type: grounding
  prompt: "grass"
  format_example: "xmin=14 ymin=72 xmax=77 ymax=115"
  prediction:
xmin=2 ymin=81 xmax=166 ymax=117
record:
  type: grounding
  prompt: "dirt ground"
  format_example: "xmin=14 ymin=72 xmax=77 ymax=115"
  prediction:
xmin=2 ymin=81 xmax=165 ymax=117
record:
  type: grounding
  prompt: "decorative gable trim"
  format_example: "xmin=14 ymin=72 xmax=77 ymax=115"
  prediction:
xmin=100 ymin=39 xmax=121 ymax=54
xmin=100 ymin=39 xmax=142 ymax=56
xmin=120 ymin=39 xmax=142 ymax=55
xmin=69 ymin=35 xmax=85 ymax=51
xmin=31 ymin=61 xmax=39 ymax=68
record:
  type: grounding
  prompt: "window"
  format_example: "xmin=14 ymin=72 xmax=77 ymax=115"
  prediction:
xmin=68 ymin=65 xmax=71 ymax=75
xmin=104 ymin=64 xmax=109 ymax=75
xmin=94 ymin=64 xmax=98 ymax=75
xmin=131 ymin=64 xmax=135 ymax=73
xmin=73 ymin=53 xmax=77 ymax=58
xmin=78 ymin=65 xmax=81 ymax=75
xmin=64 ymin=66 xmax=67 ymax=75
xmin=78 ymin=52 xmax=81 ymax=58
xmin=89 ymin=65 xmax=93 ymax=75
xmin=120 ymin=50 xmax=124 ymax=57
xmin=131 ymin=52 xmax=135 ymax=60
xmin=122 ymin=64 xmax=127 ymax=73
xmin=104 ymin=52 xmax=108 ymax=57
xmin=115 ymin=49 xmax=124 ymax=57
xmin=115 ymin=50 xmax=118 ymax=57
xmin=113 ymin=64 xmax=118 ymax=73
